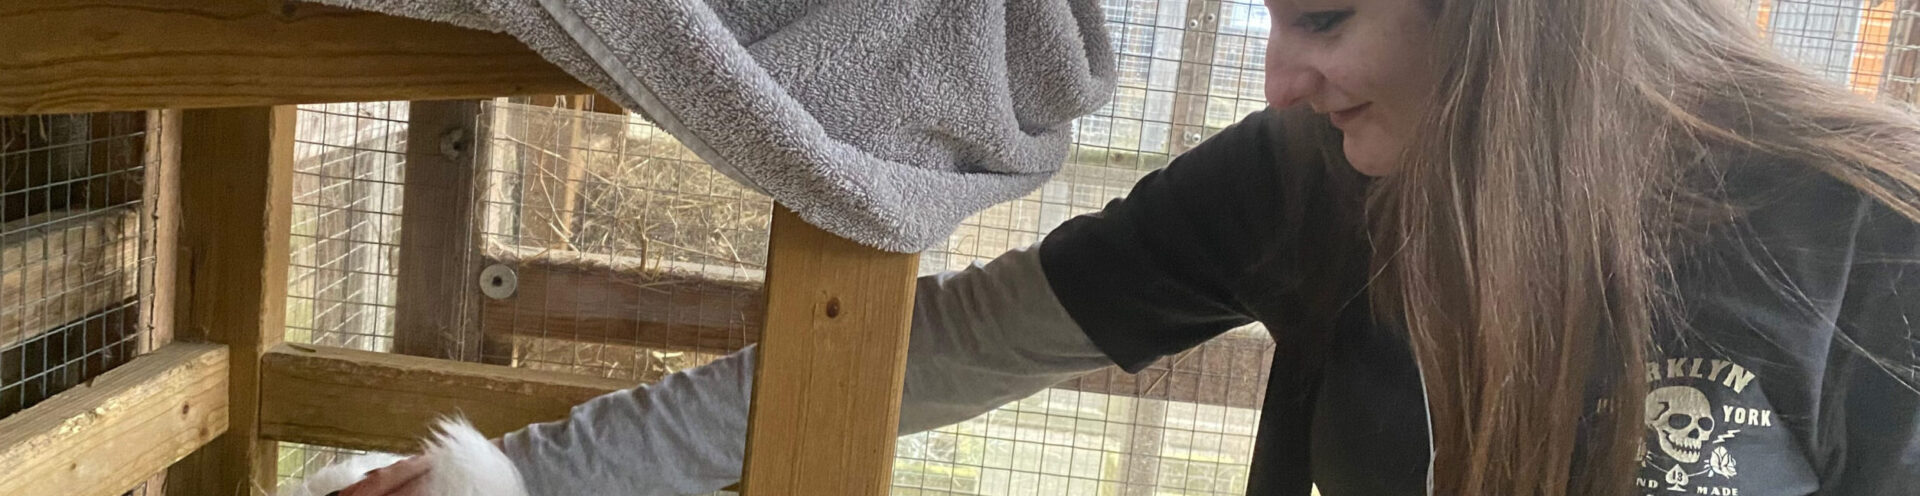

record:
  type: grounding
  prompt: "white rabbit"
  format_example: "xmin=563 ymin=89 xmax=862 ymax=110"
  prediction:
xmin=276 ymin=417 xmax=530 ymax=496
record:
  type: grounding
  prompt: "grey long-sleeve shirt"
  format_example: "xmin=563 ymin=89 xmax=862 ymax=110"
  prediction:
xmin=497 ymin=244 xmax=1110 ymax=495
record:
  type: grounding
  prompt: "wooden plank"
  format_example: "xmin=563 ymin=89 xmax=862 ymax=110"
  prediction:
xmin=586 ymin=92 xmax=630 ymax=116
xmin=0 ymin=342 xmax=229 ymax=496
xmin=739 ymin=206 xmax=919 ymax=496
xmin=478 ymin=257 xmax=764 ymax=356
xmin=1886 ymin=2 xmax=1920 ymax=103
xmin=142 ymin=109 xmax=181 ymax=349
xmin=1166 ymin=0 xmax=1224 ymax=156
xmin=0 ymin=208 xmax=140 ymax=350
xmin=393 ymin=100 xmax=484 ymax=360
xmin=474 ymin=254 xmax=1269 ymax=410
xmin=253 ymin=331 xmax=1270 ymax=457
xmin=0 ymin=0 xmax=588 ymax=115
xmin=164 ymin=106 xmax=295 ymax=496
xmin=475 ymin=250 xmax=1269 ymax=409
xmin=257 ymin=343 xmax=632 ymax=454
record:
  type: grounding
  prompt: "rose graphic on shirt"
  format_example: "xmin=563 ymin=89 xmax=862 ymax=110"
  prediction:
xmin=1708 ymin=446 xmax=1737 ymax=478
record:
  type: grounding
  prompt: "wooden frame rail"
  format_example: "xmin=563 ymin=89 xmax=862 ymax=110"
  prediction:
xmin=259 ymin=343 xmax=630 ymax=453
xmin=0 ymin=0 xmax=587 ymax=114
xmin=0 ymin=343 xmax=230 ymax=496
xmin=471 ymin=258 xmax=1274 ymax=409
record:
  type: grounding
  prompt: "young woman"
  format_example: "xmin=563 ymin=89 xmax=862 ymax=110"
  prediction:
xmin=345 ymin=0 xmax=1920 ymax=494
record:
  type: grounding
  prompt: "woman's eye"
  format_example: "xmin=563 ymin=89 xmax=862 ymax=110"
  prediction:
xmin=1295 ymin=9 xmax=1354 ymax=33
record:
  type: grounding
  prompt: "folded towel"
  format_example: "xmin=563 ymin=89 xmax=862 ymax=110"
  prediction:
xmin=313 ymin=0 xmax=1115 ymax=253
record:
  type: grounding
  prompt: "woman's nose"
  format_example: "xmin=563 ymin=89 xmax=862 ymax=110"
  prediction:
xmin=1265 ymin=66 xmax=1324 ymax=109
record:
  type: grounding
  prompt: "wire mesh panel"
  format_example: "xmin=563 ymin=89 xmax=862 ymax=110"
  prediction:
xmin=896 ymin=1 xmax=1273 ymax=495
xmin=0 ymin=111 xmax=163 ymax=496
xmin=0 ymin=112 xmax=158 ymax=418
xmin=278 ymin=101 xmax=412 ymax=489
xmin=286 ymin=102 xmax=409 ymax=352
xmin=275 ymin=442 xmax=379 ymax=490
xmin=1753 ymin=0 xmax=1920 ymax=101
xmin=476 ymin=97 xmax=767 ymax=381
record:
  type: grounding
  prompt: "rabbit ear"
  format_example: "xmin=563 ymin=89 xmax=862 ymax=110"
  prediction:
xmin=421 ymin=416 xmax=531 ymax=496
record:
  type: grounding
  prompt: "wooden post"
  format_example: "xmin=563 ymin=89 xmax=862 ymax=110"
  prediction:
xmin=143 ymin=110 xmax=180 ymax=350
xmin=1886 ymin=1 xmax=1920 ymax=103
xmin=393 ymin=100 xmax=484 ymax=360
xmin=131 ymin=108 xmax=182 ymax=496
xmin=740 ymin=206 xmax=919 ymax=496
xmin=1166 ymin=0 xmax=1224 ymax=156
xmin=164 ymin=106 xmax=296 ymax=496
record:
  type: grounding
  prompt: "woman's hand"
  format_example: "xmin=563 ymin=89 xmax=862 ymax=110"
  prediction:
xmin=335 ymin=455 xmax=431 ymax=496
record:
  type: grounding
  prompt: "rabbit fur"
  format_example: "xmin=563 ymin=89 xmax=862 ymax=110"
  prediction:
xmin=275 ymin=417 xmax=530 ymax=496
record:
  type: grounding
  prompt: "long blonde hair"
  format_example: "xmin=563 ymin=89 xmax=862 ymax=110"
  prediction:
xmin=1363 ymin=0 xmax=1920 ymax=494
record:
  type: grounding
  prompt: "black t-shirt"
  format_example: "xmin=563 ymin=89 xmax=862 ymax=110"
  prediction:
xmin=1038 ymin=108 xmax=1920 ymax=495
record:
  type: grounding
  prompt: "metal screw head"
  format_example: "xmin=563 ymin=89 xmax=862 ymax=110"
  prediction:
xmin=439 ymin=127 xmax=469 ymax=161
xmin=1184 ymin=131 xmax=1203 ymax=144
xmin=479 ymin=264 xmax=517 ymax=300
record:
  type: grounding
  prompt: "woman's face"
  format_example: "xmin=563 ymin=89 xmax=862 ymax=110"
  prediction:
xmin=1263 ymin=0 xmax=1439 ymax=176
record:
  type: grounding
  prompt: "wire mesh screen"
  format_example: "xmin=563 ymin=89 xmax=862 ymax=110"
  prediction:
xmin=1751 ymin=0 xmax=1920 ymax=102
xmin=476 ymin=96 xmax=767 ymax=381
xmin=275 ymin=442 xmax=379 ymax=490
xmin=286 ymin=102 xmax=408 ymax=352
xmin=896 ymin=2 xmax=1273 ymax=495
xmin=0 ymin=111 xmax=162 ymax=496
xmin=278 ymin=101 xmax=412 ymax=490
xmin=0 ymin=111 xmax=158 ymax=418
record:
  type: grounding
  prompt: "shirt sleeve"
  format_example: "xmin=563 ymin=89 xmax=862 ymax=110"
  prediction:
xmin=498 ymin=244 xmax=1114 ymax=496
xmin=1818 ymin=199 xmax=1920 ymax=494
xmin=1039 ymin=108 xmax=1295 ymax=373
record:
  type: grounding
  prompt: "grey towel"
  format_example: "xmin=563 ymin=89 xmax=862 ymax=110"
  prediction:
xmin=312 ymin=0 xmax=1115 ymax=253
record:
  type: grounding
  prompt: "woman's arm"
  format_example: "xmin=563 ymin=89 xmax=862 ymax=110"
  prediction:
xmin=345 ymin=107 xmax=1306 ymax=496
xmin=495 ymin=243 xmax=1113 ymax=496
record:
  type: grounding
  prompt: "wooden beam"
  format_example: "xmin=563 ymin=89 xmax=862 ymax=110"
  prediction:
xmin=1886 ymin=2 xmax=1920 ymax=104
xmin=474 ymin=252 xmax=1269 ymax=409
xmin=478 ymin=257 xmax=764 ymax=356
xmin=0 ymin=208 xmax=140 ymax=351
xmin=1166 ymin=0 xmax=1224 ymax=156
xmin=0 ymin=0 xmax=588 ymax=115
xmin=165 ymin=106 xmax=295 ymax=496
xmin=133 ymin=109 xmax=180 ymax=495
xmin=252 ymin=334 xmax=1273 ymax=459
xmin=0 ymin=342 xmax=229 ymax=496
xmin=740 ymin=206 xmax=919 ymax=496
xmin=141 ymin=109 xmax=181 ymax=348
xmin=393 ymin=100 xmax=484 ymax=360
xmin=257 ymin=343 xmax=631 ymax=454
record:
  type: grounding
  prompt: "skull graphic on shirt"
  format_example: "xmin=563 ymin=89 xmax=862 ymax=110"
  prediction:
xmin=1644 ymin=385 xmax=1716 ymax=463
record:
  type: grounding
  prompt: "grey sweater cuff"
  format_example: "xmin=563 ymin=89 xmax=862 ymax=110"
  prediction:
xmin=499 ymin=243 xmax=1111 ymax=495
